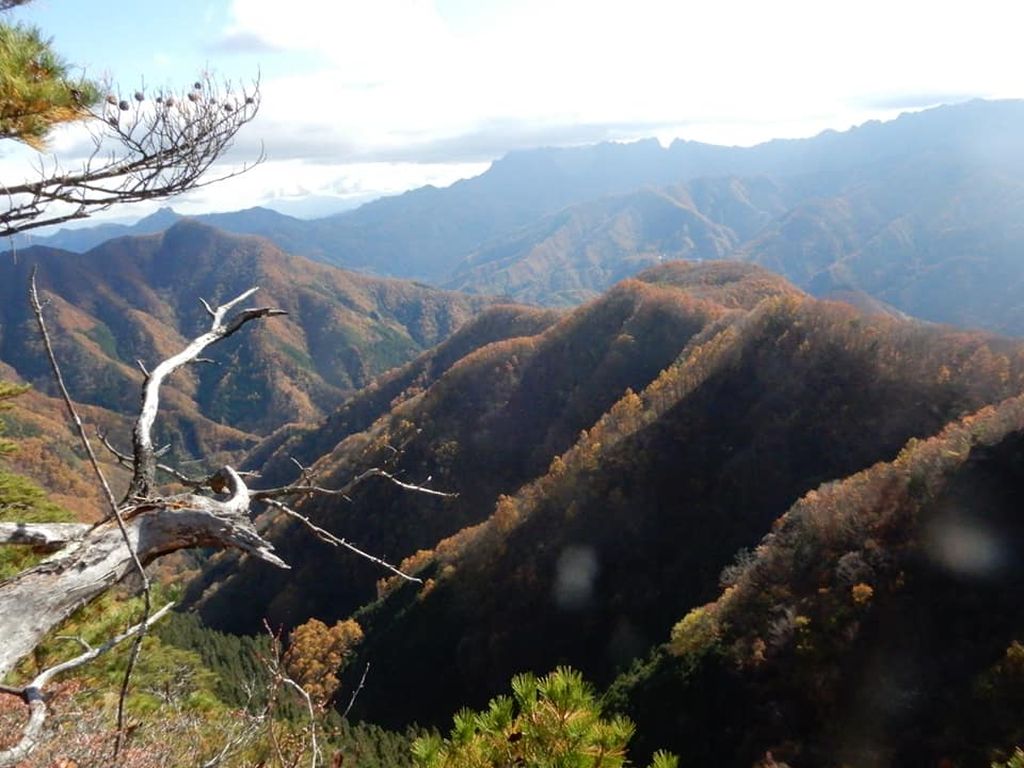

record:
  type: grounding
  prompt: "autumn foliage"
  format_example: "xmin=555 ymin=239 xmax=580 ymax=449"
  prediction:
xmin=283 ymin=618 xmax=364 ymax=707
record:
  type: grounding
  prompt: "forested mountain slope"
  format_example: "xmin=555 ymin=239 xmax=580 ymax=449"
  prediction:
xmin=242 ymin=302 xmax=565 ymax=490
xmin=186 ymin=262 xmax=800 ymax=633
xmin=319 ymin=279 xmax=1024 ymax=730
xmin=0 ymin=221 xmax=493 ymax=510
xmin=611 ymin=391 xmax=1024 ymax=767
xmin=0 ymin=370 xmax=128 ymax=519
xmin=183 ymin=262 xmax=1024 ymax=747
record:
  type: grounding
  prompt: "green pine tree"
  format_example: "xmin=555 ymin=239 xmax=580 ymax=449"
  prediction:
xmin=412 ymin=666 xmax=678 ymax=768
xmin=0 ymin=20 xmax=100 ymax=148
xmin=994 ymin=748 xmax=1024 ymax=768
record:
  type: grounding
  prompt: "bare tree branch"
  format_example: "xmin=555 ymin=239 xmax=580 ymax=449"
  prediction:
xmin=252 ymin=466 xmax=458 ymax=503
xmin=262 ymin=498 xmax=422 ymax=584
xmin=97 ymin=428 xmax=210 ymax=487
xmin=198 ymin=704 xmax=267 ymax=768
xmin=282 ymin=676 xmax=321 ymax=768
xmin=128 ymin=286 xmax=286 ymax=500
xmin=0 ymin=602 xmax=175 ymax=768
xmin=29 ymin=269 xmax=122 ymax=520
xmin=341 ymin=662 xmax=370 ymax=720
xmin=0 ymin=466 xmax=287 ymax=680
xmin=29 ymin=268 xmax=154 ymax=759
xmin=0 ymin=521 xmax=91 ymax=550
xmin=0 ymin=280 xmax=454 ymax=763
xmin=260 ymin=621 xmax=324 ymax=768
xmin=1 ymin=76 xmax=261 ymax=238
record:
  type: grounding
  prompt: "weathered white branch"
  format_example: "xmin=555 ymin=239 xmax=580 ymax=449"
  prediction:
xmin=260 ymin=622 xmax=324 ymax=768
xmin=1 ymin=277 xmax=455 ymax=764
xmin=0 ymin=522 xmax=91 ymax=551
xmin=282 ymin=676 xmax=321 ymax=768
xmin=262 ymin=498 xmax=421 ymax=584
xmin=341 ymin=662 xmax=370 ymax=720
xmin=98 ymin=428 xmax=205 ymax=487
xmin=0 ymin=602 xmax=175 ymax=768
xmin=248 ymin=467 xmax=457 ymax=585
xmin=252 ymin=467 xmax=458 ymax=503
xmin=0 ymin=467 xmax=286 ymax=681
xmin=127 ymin=287 xmax=286 ymax=499
xmin=198 ymin=706 xmax=267 ymax=768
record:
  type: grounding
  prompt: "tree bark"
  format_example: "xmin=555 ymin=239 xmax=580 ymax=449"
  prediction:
xmin=0 ymin=522 xmax=92 ymax=551
xmin=0 ymin=467 xmax=285 ymax=679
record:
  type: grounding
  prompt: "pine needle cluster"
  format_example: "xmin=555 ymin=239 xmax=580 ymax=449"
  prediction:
xmin=412 ymin=667 xmax=678 ymax=768
xmin=0 ymin=21 xmax=99 ymax=148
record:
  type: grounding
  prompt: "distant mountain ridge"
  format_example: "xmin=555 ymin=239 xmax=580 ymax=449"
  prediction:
xmin=17 ymin=99 xmax=1024 ymax=334
xmin=449 ymin=100 xmax=1024 ymax=334
xmin=10 ymin=206 xmax=308 ymax=255
xmin=0 ymin=222 xmax=495 ymax=509
xmin=447 ymin=177 xmax=795 ymax=305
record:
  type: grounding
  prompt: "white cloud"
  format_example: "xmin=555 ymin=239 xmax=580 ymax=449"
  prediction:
xmin=205 ymin=0 xmax=1024 ymax=212
xmin=167 ymin=158 xmax=490 ymax=214
xmin=222 ymin=0 xmax=1024 ymax=158
xmin=9 ymin=0 xmax=1024 ymax=225
xmin=224 ymin=0 xmax=454 ymax=83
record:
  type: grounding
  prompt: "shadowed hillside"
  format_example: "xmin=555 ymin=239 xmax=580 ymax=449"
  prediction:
xmin=187 ymin=262 xmax=1024 ymax=741
xmin=610 ymin=393 xmax=1024 ymax=767
xmin=186 ymin=262 xmax=800 ymax=634
xmin=317 ymin=287 xmax=1024 ymax=731
xmin=242 ymin=303 xmax=565 ymax=490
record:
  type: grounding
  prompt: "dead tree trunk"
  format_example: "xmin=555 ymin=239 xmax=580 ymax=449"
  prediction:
xmin=1 ymin=287 xmax=287 ymax=687
xmin=0 ymin=467 xmax=284 ymax=679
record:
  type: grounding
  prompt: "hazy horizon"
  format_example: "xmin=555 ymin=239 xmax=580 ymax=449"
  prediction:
xmin=2 ymin=0 xmax=1020 ymax=223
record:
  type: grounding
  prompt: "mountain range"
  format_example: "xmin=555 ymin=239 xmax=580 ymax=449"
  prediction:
xmin=186 ymin=261 xmax=795 ymax=632
xmin=178 ymin=258 xmax=1024 ymax=765
xmin=0 ymin=221 xmax=495 ymax=512
xmin=17 ymin=99 xmax=1024 ymax=338
xmin=9 ymin=98 xmax=1024 ymax=765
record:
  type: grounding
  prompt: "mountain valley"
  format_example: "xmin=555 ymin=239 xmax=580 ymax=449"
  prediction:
xmin=0 ymin=221 xmax=495 ymax=513
xmin=8 ymin=97 xmax=1024 ymax=767
xmin=179 ymin=259 xmax=1024 ymax=764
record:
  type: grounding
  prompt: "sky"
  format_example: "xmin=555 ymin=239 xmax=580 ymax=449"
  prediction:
xmin=4 ymin=0 xmax=1024 ymax=222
